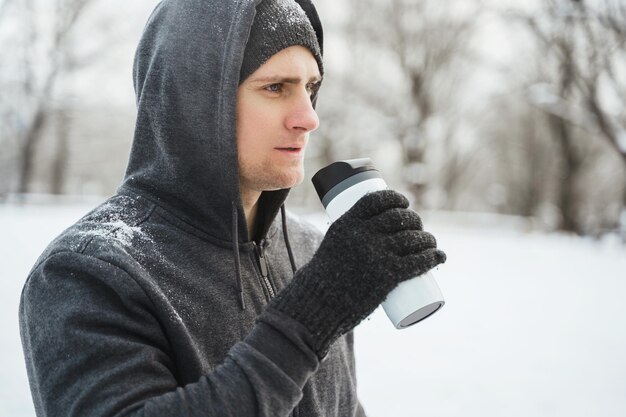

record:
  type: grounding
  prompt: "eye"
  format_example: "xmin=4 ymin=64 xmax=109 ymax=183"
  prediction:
xmin=307 ymin=81 xmax=322 ymax=96
xmin=264 ymin=83 xmax=283 ymax=93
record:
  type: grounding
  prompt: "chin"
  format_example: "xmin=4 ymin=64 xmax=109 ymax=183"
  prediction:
xmin=273 ymin=168 xmax=304 ymax=190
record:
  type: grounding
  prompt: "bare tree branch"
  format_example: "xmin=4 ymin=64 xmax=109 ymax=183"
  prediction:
xmin=12 ymin=0 xmax=102 ymax=194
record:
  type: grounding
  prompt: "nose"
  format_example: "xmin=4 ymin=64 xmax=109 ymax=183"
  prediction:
xmin=285 ymin=92 xmax=320 ymax=133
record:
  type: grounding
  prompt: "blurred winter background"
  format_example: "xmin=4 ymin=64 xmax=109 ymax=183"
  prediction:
xmin=1 ymin=0 xmax=625 ymax=416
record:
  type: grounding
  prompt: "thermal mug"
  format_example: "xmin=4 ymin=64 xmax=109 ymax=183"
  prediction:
xmin=312 ymin=158 xmax=445 ymax=328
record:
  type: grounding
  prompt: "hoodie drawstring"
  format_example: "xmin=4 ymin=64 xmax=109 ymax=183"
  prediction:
xmin=281 ymin=204 xmax=297 ymax=275
xmin=232 ymin=202 xmax=246 ymax=310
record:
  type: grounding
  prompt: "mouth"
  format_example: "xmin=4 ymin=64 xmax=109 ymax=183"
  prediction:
xmin=275 ymin=146 xmax=303 ymax=155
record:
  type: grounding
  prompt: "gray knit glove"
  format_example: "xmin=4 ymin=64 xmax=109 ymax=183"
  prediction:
xmin=267 ymin=189 xmax=446 ymax=359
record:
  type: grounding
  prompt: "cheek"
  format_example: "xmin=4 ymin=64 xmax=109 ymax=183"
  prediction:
xmin=237 ymin=102 xmax=278 ymax=158
xmin=236 ymin=104 xmax=256 ymax=161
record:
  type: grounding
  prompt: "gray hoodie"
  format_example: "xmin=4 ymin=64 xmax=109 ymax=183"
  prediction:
xmin=19 ymin=0 xmax=366 ymax=415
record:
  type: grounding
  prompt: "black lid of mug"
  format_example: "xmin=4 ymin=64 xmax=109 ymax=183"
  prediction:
xmin=312 ymin=158 xmax=379 ymax=202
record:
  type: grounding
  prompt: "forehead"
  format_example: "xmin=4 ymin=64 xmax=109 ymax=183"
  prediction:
xmin=249 ymin=45 xmax=321 ymax=81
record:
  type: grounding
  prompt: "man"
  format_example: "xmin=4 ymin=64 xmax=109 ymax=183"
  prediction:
xmin=19 ymin=0 xmax=446 ymax=416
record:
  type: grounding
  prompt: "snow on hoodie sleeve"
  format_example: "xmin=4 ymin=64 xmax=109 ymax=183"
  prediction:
xmin=19 ymin=251 xmax=320 ymax=417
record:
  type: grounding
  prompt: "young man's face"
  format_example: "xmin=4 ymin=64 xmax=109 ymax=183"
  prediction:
xmin=236 ymin=45 xmax=322 ymax=196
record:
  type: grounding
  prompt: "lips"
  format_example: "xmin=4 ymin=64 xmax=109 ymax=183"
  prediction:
xmin=275 ymin=147 xmax=303 ymax=155
xmin=275 ymin=143 xmax=304 ymax=153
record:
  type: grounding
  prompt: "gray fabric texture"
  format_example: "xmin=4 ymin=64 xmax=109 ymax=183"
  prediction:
xmin=239 ymin=0 xmax=324 ymax=83
xmin=19 ymin=0 xmax=366 ymax=416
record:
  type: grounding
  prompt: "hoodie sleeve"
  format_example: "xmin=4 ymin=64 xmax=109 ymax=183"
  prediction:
xmin=19 ymin=251 xmax=320 ymax=417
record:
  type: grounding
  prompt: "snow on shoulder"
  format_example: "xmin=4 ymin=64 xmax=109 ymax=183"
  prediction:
xmin=73 ymin=196 xmax=150 ymax=250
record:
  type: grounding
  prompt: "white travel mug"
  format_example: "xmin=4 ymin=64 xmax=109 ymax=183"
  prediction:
xmin=312 ymin=158 xmax=445 ymax=329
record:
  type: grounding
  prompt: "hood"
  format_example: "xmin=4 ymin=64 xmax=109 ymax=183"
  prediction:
xmin=118 ymin=0 xmax=324 ymax=244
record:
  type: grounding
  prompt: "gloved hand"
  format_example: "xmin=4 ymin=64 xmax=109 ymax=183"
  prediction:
xmin=266 ymin=189 xmax=446 ymax=359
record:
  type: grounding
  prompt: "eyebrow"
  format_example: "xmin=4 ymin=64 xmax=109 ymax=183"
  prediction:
xmin=249 ymin=75 xmax=323 ymax=84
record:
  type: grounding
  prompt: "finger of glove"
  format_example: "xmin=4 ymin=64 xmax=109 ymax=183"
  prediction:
xmin=368 ymin=207 xmax=423 ymax=233
xmin=344 ymin=189 xmax=409 ymax=220
xmin=396 ymin=248 xmax=447 ymax=283
xmin=383 ymin=230 xmax=437 ymax=256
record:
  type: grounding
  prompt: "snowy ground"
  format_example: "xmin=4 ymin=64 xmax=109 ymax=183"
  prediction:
xmin=1 ymin=201 xmax=625 ymax=416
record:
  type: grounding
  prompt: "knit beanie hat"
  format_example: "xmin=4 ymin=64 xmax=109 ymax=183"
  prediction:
xmin=239 ymin=0 xmax=324 ymax=84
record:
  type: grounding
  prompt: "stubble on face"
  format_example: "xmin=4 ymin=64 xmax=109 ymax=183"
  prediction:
xmin=237 ymin=149 xmax=306 ymax=193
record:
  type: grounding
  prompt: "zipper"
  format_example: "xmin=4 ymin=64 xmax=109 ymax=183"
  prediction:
xmin=254 ymin=241 xmax=275 ymax=299
xmin=254 ymin=242 xmax=296 ymax=416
